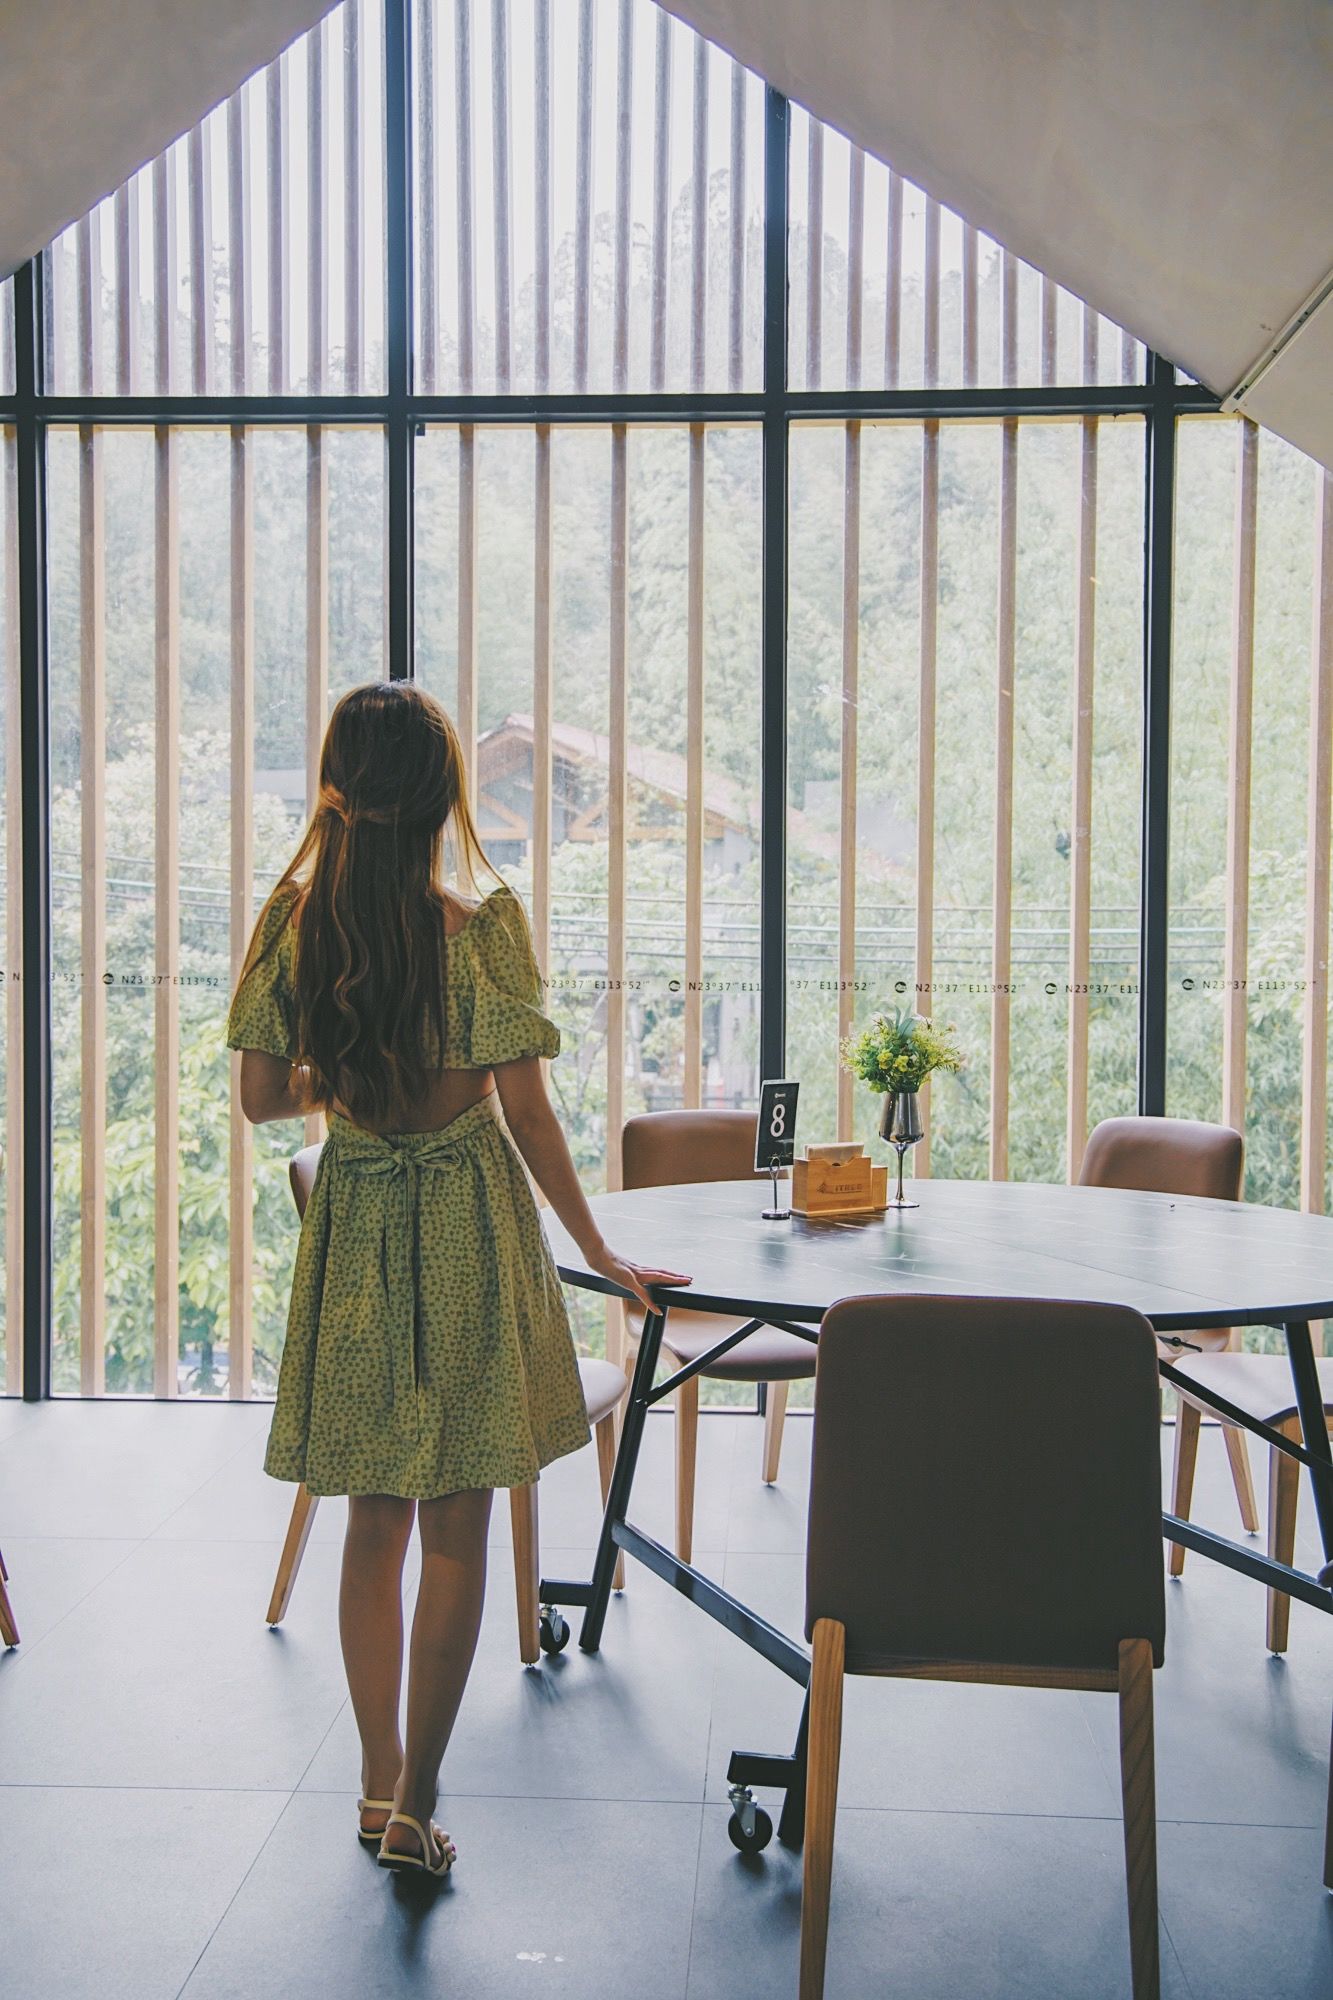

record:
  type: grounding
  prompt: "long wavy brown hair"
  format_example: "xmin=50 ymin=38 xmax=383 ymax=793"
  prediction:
xmin=239 ymin=682 xmax=496 ymax=1124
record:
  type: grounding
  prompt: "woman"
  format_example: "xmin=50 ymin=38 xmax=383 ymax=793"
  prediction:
xmin=227 ymin=681 xmax=688 ymax=1878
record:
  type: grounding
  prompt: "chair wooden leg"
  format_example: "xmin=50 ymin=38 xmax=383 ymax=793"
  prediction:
xmin=0 ymin=1546 xmax=18 ymax=1648
xmin=1223 ymin=1421 xmax=1260 ymax=1534
xmin=510 ymin=1483 xmax=541 ymax=1666
xmin=265 ymin=1484 xmax=320 ymax=1626
xmin=762 ymin=1379 xmax=789 ymax=1486
xmin=595 ymin=1411 xmax=625 ymax=1592
xmin=1168 ymin=1398 xmax=1200 ymax=1577
xmin=1266 ymin=1419 xmax=1301 ymax=1655
xmin=1117 ymin=1637 xmax=1160 ymax=2000
xmin=675 ymin=1372 xmax=699 ymax=1566
xmin=800 ymin=1617 xmax=846 ymax=2000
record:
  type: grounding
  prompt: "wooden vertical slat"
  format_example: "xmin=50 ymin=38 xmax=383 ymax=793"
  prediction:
xmin=727 ymin=60 xmax=746 ymax=392
xmin=416 ymin=0 xmax=436 ymax=392
xmin=915 ymin=197 xmax=940 ymax=1173
xmin=989 ymin=250 xmax=1019 ymax=1181
xmin=1301 ymin=474 xmax=1333 ymax=1240
xmin=805 ymin=119 xmax=823 ymax=389
xmin=683 ymin=31 xmax=707 ymax=1107
xmin=649 ymin=9 xmax=670 ymax=393
xmin=229 ymin=429 xmax=256 ymax=1397
xmin=266 ymin=56 xmax=285 ymax=395
xmin=227 ymin=96 xmax=248 ymax=396
xmin=308 ymin=24 xmax=326 ymax=397
xmin=1222 ymin=420 xmax=1259 ymax=1144
xmin=454 ymin=0 xmax=476 ymax=777
xmin=961 ymin=222 xmax=978 ymax=388
xmin=457 ymin=430 xmax=477 ymax=782
xmin=77 ymin=217 xmax=107 ymax=1395
xmin=606 ymin=4 xmax=632 ymax=1185
xmin=226 ymin=60 xmax=255 ymax=1395
xmin=684 ymin=429 xmax=706 ymax=1108
xmin=114 ymin=181 xmax=135 ymax=395
xmin=305 ymin=25 xmax=329 ymax=1161
xmin=615 ymin=0 xmax=635 ymax=394
xmin=607 ymin=427 xmax=628 ymax=1186
xmin=532 ymin=0 xmax=553 ymax=971
xmin=492 ymin=0 xmax=512 ymax=393
xmin=344 ymin=0 xmax=362 ymax=392
xmin=884 ymin=168 xmax=902 ymax=390
xmin=188 ymin=125 xmax=209 ymax=394
xmin=3 ymin=429 xmax=21 ymax=1393
xmin=835 ymin=148 xmax=865 ymax=1141
xmin=1121 ymin=325 xmax=1137 ymax=386
xmin=153 ymin=157 xmax=180 ymax=1398
xmin=1041 ymin=273 xmax=1057 ymax=384
xmin=573 ymin=0 xmax=594 ymax=394
xmin=1065 ymin=304 xmax=1100 ymax=1180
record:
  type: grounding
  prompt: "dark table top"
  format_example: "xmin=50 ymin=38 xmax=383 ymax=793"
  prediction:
xmin=543 ymin=1177 xmax=1333 ymax=1332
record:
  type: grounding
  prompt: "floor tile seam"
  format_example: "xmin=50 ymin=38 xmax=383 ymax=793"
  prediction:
xmin=772 ymin=1802 xmax=1327 ymax=1832
xmin=146 ymin=1416 xmax=284 ymax=1539
xmin=173 ymin=1689 xmax=356 ymax=1998
xmin=0 ymin=1531 xmax=154 ymax=1675
xmin=0 ymin=1792 xmax=304 ymax=1808
xmin=295 ymin=1781 xmax=713 ymax=1807
xmin=173 ymin=1788 xmax=304 ymax=2000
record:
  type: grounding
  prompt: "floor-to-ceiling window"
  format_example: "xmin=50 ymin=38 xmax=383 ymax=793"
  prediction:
xmin=1 ymin=0 xmax=1330 ymax=1399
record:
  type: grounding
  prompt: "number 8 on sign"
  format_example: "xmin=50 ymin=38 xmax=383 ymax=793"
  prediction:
xmin=756 ymin=1080 xmax=799 ymax=1218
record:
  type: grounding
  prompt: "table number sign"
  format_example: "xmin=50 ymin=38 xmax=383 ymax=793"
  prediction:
xmin=756 ymin=1079 xmax=799 ymax=1218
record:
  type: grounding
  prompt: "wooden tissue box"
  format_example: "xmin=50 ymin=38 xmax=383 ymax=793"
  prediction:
xmin=791 ymin=1143 xmax=889 ymax=1216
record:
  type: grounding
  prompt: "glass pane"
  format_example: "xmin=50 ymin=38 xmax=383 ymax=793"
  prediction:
xmin=788 ymin=106 xmax=1144 ymax=394
xmin=415 ymin=421 xmax=763 ymax=1386
xmin=1169 ymin=417 xmax=1323 ymax=1226
xmin=415 ymin=0 xmax=765 ymax=394
xmin=45 ymin=0 xmax=387 ymax=397
xmin=788 ymin=415 xmax=1144 ymax=1193
xmin=47 ymin=424 xmax=385 ymax=1397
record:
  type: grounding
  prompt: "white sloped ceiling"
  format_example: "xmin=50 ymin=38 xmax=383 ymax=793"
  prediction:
xmin=0 ymin=0 xmax=336 ymax=283
xmin=664 ymin=0 xmax=1333 ymax=472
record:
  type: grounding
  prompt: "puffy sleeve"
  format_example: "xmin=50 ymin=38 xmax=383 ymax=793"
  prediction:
xmin=225 ymin=891 xmax=298 ymax=1059
xmin=464 ymin=886 xmax=561 ymax=1066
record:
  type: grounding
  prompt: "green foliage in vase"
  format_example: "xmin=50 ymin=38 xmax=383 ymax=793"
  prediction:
xmin=840 ymin=1008 xmax=966 ymax=1095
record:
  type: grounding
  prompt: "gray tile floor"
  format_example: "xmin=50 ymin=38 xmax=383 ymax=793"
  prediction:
xmin=1 ymin=1397 xmax=1331 ymax=1999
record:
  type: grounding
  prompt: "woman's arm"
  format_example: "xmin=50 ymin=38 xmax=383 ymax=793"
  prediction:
xmin=237 ymin=1050 xmax=318 ymax=1126
xmin=494 ymin=1058 xmax=690 ymax=1313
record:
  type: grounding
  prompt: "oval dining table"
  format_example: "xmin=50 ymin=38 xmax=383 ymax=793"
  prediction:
xmin=540 ymin=1175 xmax=1333 ymax=1871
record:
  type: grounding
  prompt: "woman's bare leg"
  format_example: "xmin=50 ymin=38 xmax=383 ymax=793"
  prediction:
xmin=340 ymin=1495 xmax=416 ymax=1837
xmin=384 ymin=1487 xmax=493 ymax=1859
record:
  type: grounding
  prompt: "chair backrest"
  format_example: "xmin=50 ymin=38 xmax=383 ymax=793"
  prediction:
xmin=1079 ymin=1115 xmax=1241 ymax=1202
xmin=622 ymin=1109 xmax=758 ymax=1191
xmin=289 ymin=1143 xmax=324 ymax=1221
xmin=806 ymin=1294 xmax=1166 ymax=1675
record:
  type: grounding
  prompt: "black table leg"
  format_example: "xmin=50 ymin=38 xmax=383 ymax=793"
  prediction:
xmin=577 ymin=1304 xmax=667 ymax=1654
xmin=1284 ymin=1321 xmax=1333 ymax=1585
xmin=776 ymin=1692 xmax=810 ymax=1848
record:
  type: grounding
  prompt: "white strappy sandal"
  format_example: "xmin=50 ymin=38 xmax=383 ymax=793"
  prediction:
xmin=357 ymin=1797 xmax=396 ymax=1846
xmin=377 ymin=1811 xmax=457 ymax=1877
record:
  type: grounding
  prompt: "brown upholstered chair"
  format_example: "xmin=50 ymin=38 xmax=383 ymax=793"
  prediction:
xmin=1079 ymin=1115 xmax=1258 ymax=1534
xmin=1167 ymin=1351 xmax=1333 ymax=1652
xmin=0 ymin=1545 xmax=18 ymax=1648
xmin=800 ymin=1295 xmax=1165 ymax=2000
xmin=266 ymin=1142 xmax=626 ymax=1664
xmin=621 ymin=1110 xmax=817 ymax=1563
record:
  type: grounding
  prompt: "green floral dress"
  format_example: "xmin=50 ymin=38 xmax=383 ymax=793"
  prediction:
xmin=225 ymin=883 xmax=591 ymax=1499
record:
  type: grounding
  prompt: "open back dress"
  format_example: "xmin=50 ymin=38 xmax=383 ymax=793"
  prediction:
xmin=225 ymin=882 xmax=591 ymax=1499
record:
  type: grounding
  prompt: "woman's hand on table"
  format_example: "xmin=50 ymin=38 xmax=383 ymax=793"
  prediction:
xmin=585 ymin=1241 xmax=692 ymax=1315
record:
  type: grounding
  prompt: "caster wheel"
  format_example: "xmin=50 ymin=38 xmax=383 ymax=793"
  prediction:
xmin=727 ymin=1805 xmax=773 ymax=1855
xmin=539 ymin=1611 xmax=570 ymax=1655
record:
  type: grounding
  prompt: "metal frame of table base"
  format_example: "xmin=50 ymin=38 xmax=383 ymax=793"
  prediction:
xmin=538 ymin=1305 xmax=1333 ymax=1876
